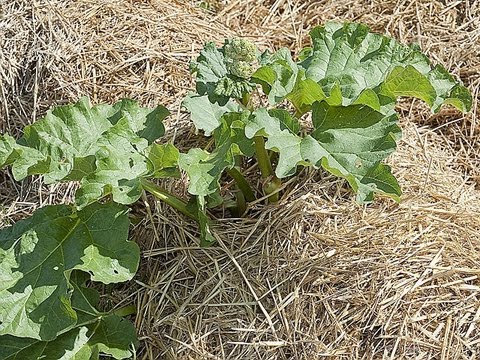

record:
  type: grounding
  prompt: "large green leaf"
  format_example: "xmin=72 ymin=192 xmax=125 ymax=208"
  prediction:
xmin=301 ymin=22 xmax=471 ymax=112
xmin=0 ymin=98 xmax=177 ymax=208
xmin=0 ymin=202 xmax=139 ymax=341
xmin=0 ymin=271 xmax=137 ymax=360
xmin=245 ymin=104 xmax=401 ymax=202
xmin=253 ymin=22 xmax=471 ymax=114
xmin=304 ymin=102 xmax=402 ymax=202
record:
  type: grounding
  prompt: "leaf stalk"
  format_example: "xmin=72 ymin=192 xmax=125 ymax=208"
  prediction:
xmin=140 ymin=179 xmax=199 ymax=222
xmin=253 ymin=136 xmax=281 ymax=202
xmin=226 ymin=167 xmax=256 ymax=202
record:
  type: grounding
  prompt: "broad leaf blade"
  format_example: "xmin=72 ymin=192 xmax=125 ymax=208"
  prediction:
xmin=0 ymin=272 xmax=137 ymax=360
xmin=108 ymin=99 xmax=168 ymax=143
xmin=182 ymin=93 xmax=241 ymax=135
xmin=0 ymin=98 xmax=177 ymax=208
xmin=300 ymin=22 xmax=471 ymax=112
xmin=305 ymin=101 xmax=402 ymax=202
xmin=0 ymin=202 xmax=139 ymax=341
xmin=245 ymin=103 xmax=401 ymax=202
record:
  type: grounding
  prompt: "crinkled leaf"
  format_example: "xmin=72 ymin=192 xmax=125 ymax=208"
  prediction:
xmin=0 ymin=202 xmax=139 ymax=341
xmin=254 ymin=22 xmax=471 ymax=113
xmin=244 ymin=109 xmax=308 ymax=177
xmin=0 ymin=271 xmax=137 ymax=360
xmin=0 ymin=319 xmax=136 ymax=360
xmin=428 ymin=65 xmax=473 ymax=111
xmin=178 ymin=146 xmax=239 ymax=246
xmin=178 ymin=148 xmax=219 ymax=196
xmin=107 ymin=98 xmax=169 ymax=143
xmin=190 ymin=41 xmax=257 ymax=101
xmin=252 ymin=48 xmax=299 ymax=104
xmin=182 ymin=93 xmax=241 ymax=135
xmin=305 ymin=101 xmax=402 ymax=202
xmin=246 ymin=103 xmax=401 ymax=202
xmin=0 ymin=98 xmax=177 ymax=208
xmin=146 ymin=143 xmax=180 ymax=178
xmin=299 ymin=22 xmax=471 ymax=112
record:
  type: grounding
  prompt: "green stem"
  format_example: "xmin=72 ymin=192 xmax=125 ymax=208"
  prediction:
xmin=263 ymin=177 xmax=281 ymax=203
xmin=231 ymin=190 xmax=246 ymax=217
xmin=112 ymin=304 xmax=137 ymax=317
xmin=241 ymin=91 xmax=281 ymax=202
xmin=254 ymin=136 xmax=274 ymax=178
xmin=254 ymin=136 xmax=281 ymax=202
xmin=226 ymin=167 xmax=256 ymax=202
xmin=140 ymin=179 xmax=198 ymax=222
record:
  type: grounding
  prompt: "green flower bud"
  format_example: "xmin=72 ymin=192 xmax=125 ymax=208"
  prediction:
xmin=224 ymin=38 xmax=258 ymax=79
xmin=224 ymin=38 xmax=257 ymax=63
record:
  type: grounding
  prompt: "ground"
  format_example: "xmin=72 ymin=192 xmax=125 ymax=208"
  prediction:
xmin=1 ymin=1 xmax=479 ymax=359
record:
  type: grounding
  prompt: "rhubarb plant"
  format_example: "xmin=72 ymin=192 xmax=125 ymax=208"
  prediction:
xmin=181 ymin=22 xmax=471 ymax=225
xmin=0 ymin=22 xmax=472 ymax=359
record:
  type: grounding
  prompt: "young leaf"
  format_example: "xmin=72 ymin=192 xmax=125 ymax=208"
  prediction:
xmin=0 ymin=202 xmax=139 ymax=341
xmin=190 ymin=40 xmax=258 ymax=102
xmin=299 ymin=22 xmax=471 ymax=112
xmin=0 ymin=98 xmax=178 ymax=208
xmin=252 ymin=48 xmax=299 ymax=104
xmin=179 ymin=112 xmax=254 ymax=198
xmin=182 ymin=93 xmax=241 ymax=135
xmin=0 ymin=271 xmax=137 ymax=360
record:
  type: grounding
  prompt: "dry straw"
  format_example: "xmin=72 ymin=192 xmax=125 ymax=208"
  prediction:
xmin=1 ymin=0 xmax=479 ymax=359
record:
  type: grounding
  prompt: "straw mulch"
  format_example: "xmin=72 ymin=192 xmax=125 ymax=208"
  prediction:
xmin=1 ymin=0 xmax=479 ymax=359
